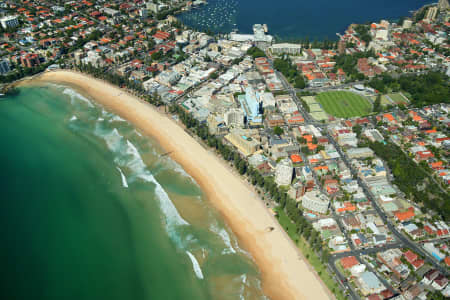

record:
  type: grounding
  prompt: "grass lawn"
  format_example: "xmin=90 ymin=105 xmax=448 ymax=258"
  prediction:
xmin=386 ymin=92 xmax=409 ymax=105
xmin=316 ymin=91 xmax=372 ymax=118
xmin=274 ymin=207 xmax=346 ymax=300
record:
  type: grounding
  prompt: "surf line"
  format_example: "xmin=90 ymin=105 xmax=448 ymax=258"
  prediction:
xmin=116 ymin=167 xmax=128 ymax=188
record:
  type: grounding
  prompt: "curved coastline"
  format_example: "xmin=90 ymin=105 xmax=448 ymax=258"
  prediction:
xmin=19 ymin=70 xmax=333 ymax=300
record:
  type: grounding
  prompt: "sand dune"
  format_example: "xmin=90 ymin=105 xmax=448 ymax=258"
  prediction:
xmin=24 ymin=70 xmax=333 ymax=300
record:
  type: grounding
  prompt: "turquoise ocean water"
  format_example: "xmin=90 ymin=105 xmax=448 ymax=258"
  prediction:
xmin=178 ymin=0 xmax=434 ymax=39
xmin=0 ymin=84 xmax=266 ymax=300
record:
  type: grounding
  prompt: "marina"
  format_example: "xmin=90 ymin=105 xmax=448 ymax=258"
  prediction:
xmin=178 ymin=0 xmax=436 ymax=39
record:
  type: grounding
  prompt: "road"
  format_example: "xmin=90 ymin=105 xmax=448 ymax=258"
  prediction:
xmin=266 ymin=58 xmax=449 ymax=298
xmin=326 ymin=131 xmax=449 ymax=277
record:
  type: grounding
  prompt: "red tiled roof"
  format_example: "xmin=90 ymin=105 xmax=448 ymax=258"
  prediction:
xmin=394 ymin=209 xmax=414 ymax=221
xmin=404 ymin=250 xmax=418 ymax=264
xmin=290 ymin=154 xmax=302 ymax=163
xmin=340 ymin=256 xmax=358 ymax=269
xmin=445 ymin=257 xmax=450 ymax=267
xmin=412 ymin=259 xmax=424 ymax=269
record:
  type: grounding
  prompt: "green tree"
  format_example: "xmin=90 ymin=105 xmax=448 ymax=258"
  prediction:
xmin=246 ymin=46 xmax=266 ymax=58
xmin=373 ymin=94 xmax=382 ymax=112
xmin=238 ymin=160 xmax=247 ymax=175
xmin=273 ymin=126 xmax=284 ymax=136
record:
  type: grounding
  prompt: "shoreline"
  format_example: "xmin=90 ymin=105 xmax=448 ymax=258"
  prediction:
xmin=20 ymin=70 xmax=333 ymax=300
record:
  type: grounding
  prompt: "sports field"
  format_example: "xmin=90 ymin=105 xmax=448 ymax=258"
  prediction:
xmin=316 ymin=91 xmax=372 ymax=118
xmin=386 ymin=93 xmax=409 ymax=105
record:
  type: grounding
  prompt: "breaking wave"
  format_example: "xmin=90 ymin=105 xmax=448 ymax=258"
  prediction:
xmin=116 ymin=167 xmax=128 ymax=188
xmin=210 ymin=223 xmax=236 ymax=254
xmin=93 ymin=123 xmax=190 ymax=240
xmin=163 ymin=158 xmax=198 ymax=184
xmin=62 ymin=88 xmax=94 ymax=107
xmin=186 ymin=251 xmax=204 ymax=279
xmin=110 ymin=115 xmax=126 ymax=123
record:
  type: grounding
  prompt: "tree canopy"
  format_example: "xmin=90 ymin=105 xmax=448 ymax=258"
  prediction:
xmin=246 ymin=46 xmax=266 ymax=58
xmin=368 ymin=72 xmax=450 ymax=107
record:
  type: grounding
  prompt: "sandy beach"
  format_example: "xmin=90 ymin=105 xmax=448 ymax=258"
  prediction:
xmin=22 ymin=70 xmax=333 ymax=300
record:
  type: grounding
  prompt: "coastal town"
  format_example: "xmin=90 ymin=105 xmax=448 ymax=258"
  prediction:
xmin=0 ymin=0 xmax=449 ymax=299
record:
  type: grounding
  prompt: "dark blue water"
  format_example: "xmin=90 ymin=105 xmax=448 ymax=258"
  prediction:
xmin=179 ymin=0 xmax=434 ymax=39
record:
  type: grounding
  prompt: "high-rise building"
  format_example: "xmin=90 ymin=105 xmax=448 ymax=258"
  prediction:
xmin=224 ymin=108 xmax=244 ymax=127
xmin=301 ymin=191 xmax=330 ymax=214
xmin=0 ymin=15 xmax=19 ymax=29
xmin=275 ymin=158 xmax=293 ymax=186
xmin=20 ymin=54 xmax=40 ymax=68
xmin=224 ymin=129 xmax=260 ymax=156
xmin=438 ymin=0 xmax=450 ymax=11
xmin=0 ymin=59 xmax=10 ymax=74
xmin=402 ymin=19 xmax=413 ymax=29
xmin=237 ymin=86 xmax=263 ymax=125
xmin=425 ymin=7 xmax=438 ymax=22
xmin=139 ymin=8 xmax=148 ymax=18
xmin=146 ymin=2 xmax=159 ymax=13
xmin=338 ymin=40 xmax=346 ymax=55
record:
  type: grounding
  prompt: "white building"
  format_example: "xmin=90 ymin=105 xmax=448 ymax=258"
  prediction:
xmin=156 ymin=70 xmax=181 ymax=86
xmin=375 ymin=29 xmax=389 ymax=41
xmin=0 ymin=15 xmax=19 ymax=29
xmin=301 ymin=191 xmax=330 ymax=214
xmin=229 ymin=24 xmax=273 ymax=50
xmin=275 ymin=158 xmax=293 ymax=186
xmin=270 ymin=43 xmax=302 ymax=55
xmin=260 ymin=92 xmax=276 ymax=109
xmin=357 ymin=271 xmax=385 ymax=296
xmin=101 ymin=7 xmax=120 ymax=17
xmin=425 ymin=6 xmax=438 ymax=22
xmin=402 ymin=19 xmax=413 ymax=29
xmin=146 ymin=2 xmax=159 ymax=13
xmin=346 ymin=147 xmax=374 ymax=159
xmin=224 ymin=108 xmax=245 ymax=127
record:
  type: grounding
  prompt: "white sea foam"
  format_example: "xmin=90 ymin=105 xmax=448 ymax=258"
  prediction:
xmin=46 ymin=83 xmax=67 ymax=90
xmin=125 ymin=140 xmax=189 ymax=229
xmin=70 ymin=115 xmax=77 ymax=121
xmin=116 ymin=167 xmax=128 ymax=188
xmin=110 ymin=115 xmax=126 ymax=123
xmin=94 ymin=128 xmax=190 ymax=247
xmin=98 ymin=117 xmax=104 ymax=121
xmin=212 ymin=223 xmax=236 ymax=254
xmin=210 ymin=222 xmax=237 ymax=254
xmin=163 ymin=158 xmax=198 ymax=184
xmin=239 ymin=274 xmax=247 ymax=300
xmin=135 ymin=130 xmax=142 ymax=137
xmin=186 ymin=251 xmax=204 ymax=279
xmin=103 ymin=128 xmax=123 ymax=152
xmin=101 ymin=108 xmax=115 ymax=118
xmin=63 ymin=88 xmax=94 ymax=107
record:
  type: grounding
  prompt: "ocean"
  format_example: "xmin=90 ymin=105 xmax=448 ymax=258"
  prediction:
xmin=178 ymin=0 xmax=434 ymax=39
xmin=0 ymin=84 xmax=266 ymax=300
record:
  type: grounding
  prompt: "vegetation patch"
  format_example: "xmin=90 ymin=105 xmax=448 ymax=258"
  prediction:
xmin=368 ymin=72 xmax=449 ymax=107
xmin=274 ymin=208 xmax=347 ymax=300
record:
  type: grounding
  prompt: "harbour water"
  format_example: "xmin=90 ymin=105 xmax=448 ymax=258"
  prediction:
xmin=178 ymin=0 xmax=434 ymax=39
xmin=0 ymin=84 xmax=266 ymax=300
